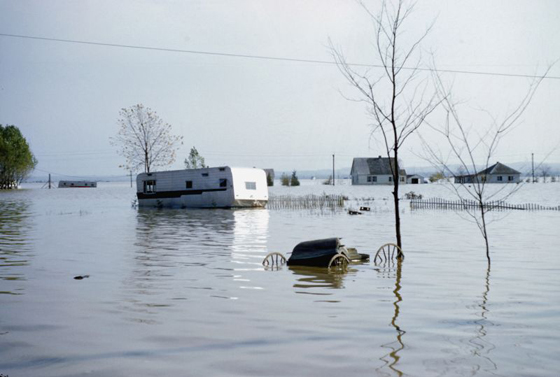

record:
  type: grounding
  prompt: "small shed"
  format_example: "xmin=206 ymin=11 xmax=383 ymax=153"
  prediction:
xmin=407 ymin=174 xmax=425 ymax=184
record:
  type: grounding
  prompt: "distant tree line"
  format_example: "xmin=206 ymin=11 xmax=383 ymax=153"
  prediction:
xmin=0 ymin=125 xmax=37 ymax=189
xmin=281 ymin=171 xmax=300 ymax=187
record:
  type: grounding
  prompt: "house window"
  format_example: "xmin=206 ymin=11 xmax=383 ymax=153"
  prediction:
xmin=186 ymin=181 xmax=193 ymax=189
xmin=202 ymin=173 xmax=209 ymax=177
xmin=144 ymin=180 xmax=156 ymax=194
xmin=400 ymin=177 xmax=405 ymax=182
xmin=367 ymin=176 xmax=372 ymax=182
xmin=245 ymin=181 xmax=256 ymax=190
xmin=389 ymin=176 xmax=393 ymax=182
xmin=219 ymin=178 xmax=228 ymax=188
xmin=508 ymin=176 xmax=514 ymax=181
xmin=372 ymin=176 xmax=377 ymax=183
xmin=497 ymin=176 xmax=503 ymax=182
xmin=219 ymin=168 xmax=225 ymax=171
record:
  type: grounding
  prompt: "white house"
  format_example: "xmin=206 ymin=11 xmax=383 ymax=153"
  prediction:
xmin=454 ymin=162 xmax=521 ymax=184
xmin=136 ymin=166 xmax=268 ymax=208
xmin=350 ymin=156 xmax=407 ymax=185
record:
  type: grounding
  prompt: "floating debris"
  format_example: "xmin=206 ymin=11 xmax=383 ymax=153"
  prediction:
xmin=348 ymin=210 xmax=362 ymax=215
xmin=73 ymin=275 xmax=90 ymax=280
xmin=405 ymin=191 xmax=423 ymax=200
xmin=359 ymin=206 xmax=371 ymax=211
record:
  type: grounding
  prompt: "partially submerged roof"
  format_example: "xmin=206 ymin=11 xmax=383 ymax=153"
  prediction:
xmin=351 ymin=157 xmax=405 ymax=175
xmin=477 ymin=162 xmax=521 ymax=176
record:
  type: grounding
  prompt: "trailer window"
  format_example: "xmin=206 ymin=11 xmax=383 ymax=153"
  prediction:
xmin=202 ymin=173 xmax=209 ymax=177
xmin=186 ymin=181 xmax=193 ymax=189
xmin=245 ymin=181 xmax=256 ymax=190
xmin=144 ymin=180 xmax=156 ymax=194
xmin=219 ymin=178 xmax=228 ymax=188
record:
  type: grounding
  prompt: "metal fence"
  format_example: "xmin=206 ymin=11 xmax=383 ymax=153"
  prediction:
xmin=410 ymin=197 xmax=560 ymax=211
xmin=267 ymin=194 xmax=346 ymax=210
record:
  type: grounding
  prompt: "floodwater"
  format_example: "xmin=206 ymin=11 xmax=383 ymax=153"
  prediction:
xmin=1 ymin=180 xmax=559 ymax=376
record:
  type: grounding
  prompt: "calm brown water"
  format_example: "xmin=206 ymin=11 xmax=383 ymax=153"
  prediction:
xmin=1 ymin=181 xmax=559 ymax=376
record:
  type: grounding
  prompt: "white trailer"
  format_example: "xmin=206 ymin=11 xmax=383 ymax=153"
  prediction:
xmin=136 ymin=167 xmax=268 ymax=208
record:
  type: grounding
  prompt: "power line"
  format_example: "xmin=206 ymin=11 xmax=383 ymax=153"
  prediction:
xmin=1 ymin=32 xmax=558 ymax=80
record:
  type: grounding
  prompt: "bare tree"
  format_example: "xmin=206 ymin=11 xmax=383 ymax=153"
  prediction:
xmin=330 ymin=0 xmax=438 ymax=254
xmin=539 ymin=164 xmax=551 ymax=183
xmin=111 ymin=104 xmax=183 ymax=173
xmin=421 ymin=70 xmax=549 ymax=263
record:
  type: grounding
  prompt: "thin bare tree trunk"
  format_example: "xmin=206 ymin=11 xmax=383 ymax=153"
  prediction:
xmin=330 ymin=0 xmax=437 ymax=255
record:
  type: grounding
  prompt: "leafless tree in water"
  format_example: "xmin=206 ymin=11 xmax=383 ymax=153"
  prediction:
xmin=330 ymin=0 xmax=439 ymax=254
xmin=421 ymin=69 xmax=551 ymax=263
xmin=539 ymin=164 xmax=552 ymax=183
xmin=111 ymin=104 xmax=183 ymax=173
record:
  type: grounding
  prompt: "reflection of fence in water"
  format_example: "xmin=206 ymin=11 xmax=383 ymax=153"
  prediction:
xmin=411 ymin=198 xmax=560 ymax=211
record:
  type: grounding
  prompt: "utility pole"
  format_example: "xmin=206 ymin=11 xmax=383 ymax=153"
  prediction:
xmin=532 ymin=153 xmax=535 ymax=183
xmin=332 ymin=154 xmax=335 ymax=186
xmin=129 ymin=170 xmax=133 ymax=188
xmin=48 ymin=173 xmax=51 ymax=189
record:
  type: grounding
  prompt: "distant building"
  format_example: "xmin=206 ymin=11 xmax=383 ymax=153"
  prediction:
xmin=350 ymin=156 xmax=407 ymax=185
xmin=454 ymin=162 xmax=521 ymax=184
xmin=58 ymin=180 xmax=97 ymax=188
xmin=406 ymin=174 xmax=425 ymax=184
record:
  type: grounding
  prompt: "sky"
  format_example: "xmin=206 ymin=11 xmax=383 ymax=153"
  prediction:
xmin=1 ymin=0 xmax=559 ymax=179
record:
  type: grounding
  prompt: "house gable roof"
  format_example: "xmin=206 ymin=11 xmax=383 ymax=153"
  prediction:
xmin=351 ymin=157 xmax=406 ymax=176
xmin=477 ymin=162 xmax=520 ymax=176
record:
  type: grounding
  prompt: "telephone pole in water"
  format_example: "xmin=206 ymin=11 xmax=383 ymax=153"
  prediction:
xmin=332 ymin=154 xmax=335 ymax=186
xmin=532 ymin=153 xmax=535 ymax=183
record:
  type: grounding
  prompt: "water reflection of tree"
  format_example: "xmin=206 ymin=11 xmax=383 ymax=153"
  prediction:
xmin=376 ymin=259 xmax=405 ymax=377
xmin=466 ymin=264 xmax=496 ymax=374
xmin=0 ymin=199 xmax=33 ymax=295
xmin=438 ymin=264 xmax=496 ymax=375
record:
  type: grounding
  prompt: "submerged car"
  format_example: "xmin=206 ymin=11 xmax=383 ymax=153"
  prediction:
xmin=286 ymin=238 xmax=368 ymax=267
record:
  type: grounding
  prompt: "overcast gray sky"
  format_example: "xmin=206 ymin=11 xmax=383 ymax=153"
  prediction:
xmin=1 ymin=0 xmax=559 ymax=178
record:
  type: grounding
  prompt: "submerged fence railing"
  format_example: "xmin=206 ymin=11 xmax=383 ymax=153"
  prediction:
xmin=410 ymin=198 xmax=560 ymax=211
xmin=267 ymin=194 xmax=346 ymax=210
